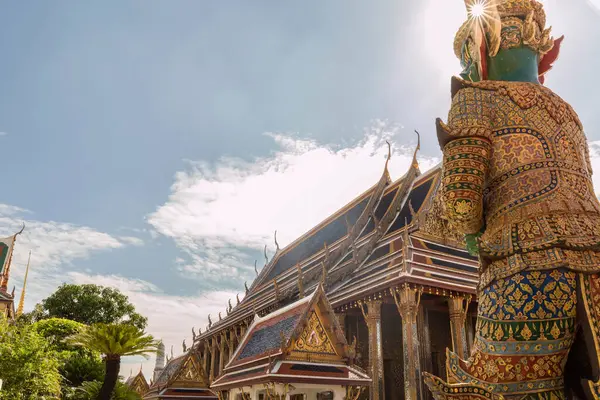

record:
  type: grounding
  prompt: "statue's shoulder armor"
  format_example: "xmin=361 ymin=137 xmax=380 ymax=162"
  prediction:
xmin=450 ymin=76 xmax=582 ymax=129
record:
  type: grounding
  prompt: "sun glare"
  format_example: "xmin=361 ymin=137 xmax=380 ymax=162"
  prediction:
xmin=470 ymin=3 xmax=486 ymax=17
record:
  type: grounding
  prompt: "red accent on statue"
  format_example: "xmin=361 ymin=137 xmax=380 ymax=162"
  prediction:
xmin=539 ymin=35 xmax=564 ymax=85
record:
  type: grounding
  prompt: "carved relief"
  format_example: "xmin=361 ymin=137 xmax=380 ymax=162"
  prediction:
xmin=293 ymin=311 xmax=336 ymax=355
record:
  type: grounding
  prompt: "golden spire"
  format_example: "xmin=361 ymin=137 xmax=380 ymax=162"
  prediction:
xmin=16 ymin=250 xmax=31 ymax=318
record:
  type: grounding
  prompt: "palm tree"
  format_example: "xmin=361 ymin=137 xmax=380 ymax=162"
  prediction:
xmin=67 ymin=323 xmax=158 ymax=400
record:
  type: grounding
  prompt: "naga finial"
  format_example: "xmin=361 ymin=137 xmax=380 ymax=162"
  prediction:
xmin=236 ymin=293 xmax=241 ymax=305
xmin=274 ymin=230 xmax=280 ymax=251
xmin=16 ymin=222 xmax=25 ymax=236
xmin=208 ymin=314 xmax=212 ymax=328
xmin=244 ymin=281 xmax=249 ymax=294
xmin=182 ymin=339 xmax=187 ymax=353
xmin=218 ymin=312 xmax=222 ymax=321
xmin=254 ymin=260 xmax=258 ymax=276
xmin=192 ymin=327 xmax=196 ymax=341
xmin=170 ymin=345 xmax=174 ymax=359
xmin=228 ymin=298 xmax=233 ymax=313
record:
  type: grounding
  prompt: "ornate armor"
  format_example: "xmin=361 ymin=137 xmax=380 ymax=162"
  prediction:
xmin=423 ymin=1 xmax=600 ymax=399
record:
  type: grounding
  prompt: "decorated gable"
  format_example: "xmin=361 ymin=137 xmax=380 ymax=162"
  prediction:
xmin=128 ymin=372 xmax=150 ymax=396
xmin=172 ymin=352 xmax=209 ymax=387
xmin=285 ymin=288 xmax=346 ymax=363
xmin=292 ymin=310 xmax=336 ymax=356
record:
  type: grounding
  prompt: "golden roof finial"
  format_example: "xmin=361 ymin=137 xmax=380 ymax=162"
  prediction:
xmin=412 ymin=130 xmax=421 ymax=170
xmin=16 ymin=250 xmax=31 ymax=318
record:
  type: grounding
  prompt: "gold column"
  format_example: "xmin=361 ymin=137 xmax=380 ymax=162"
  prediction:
xmin=393 ymin=286 xmax=422 ymax=400
xmin=209 ymin=338 xmax=217 ymax=382
xmin=447 ymin=296 xmax=469 ymax=360
xmin=360 ymin=300 xmax=385 ymax=400
xmin=202 ymin=340 xmax=209 ymax=376
xmin=218 ymin=333 xmax=227 ymax=376
xmin=228 ymin=329 xmax=236 ymax=361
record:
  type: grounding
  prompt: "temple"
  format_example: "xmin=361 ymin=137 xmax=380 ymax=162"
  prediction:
xmin=144 ymin=347 xmax=217 ymax=399
xmin=125 ymin=368 xmax=150 ymax=398
xmin=148 ymin=148 xmax=485 ymax=400
xmin=0 ymin=226 xmax=26 ymax=321
xmin=211 ymin=284 xmax=371 ymax=399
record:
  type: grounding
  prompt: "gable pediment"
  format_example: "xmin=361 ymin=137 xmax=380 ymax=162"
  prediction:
xmin=292 ymin=310 xmax=336 ymax=356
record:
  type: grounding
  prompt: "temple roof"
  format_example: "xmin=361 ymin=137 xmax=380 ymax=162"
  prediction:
xmin=195 ymin=161 xmax=479 ymax=346
xmin=125 ymin=370 xmax=149 ymax=396
xmin=227 ymin=293 xmax=313 ymax=368
xmin=251 ymin=180 xmax=380 ymax=291
xmin=212 ymin=284 xmax=370 ymax=391
xmin=144 ymin=350 xmax=215 ymax=399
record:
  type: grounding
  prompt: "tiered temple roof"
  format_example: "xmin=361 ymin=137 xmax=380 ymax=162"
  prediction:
xmin=144 ymin=350 xmax=216 ymax=399
xmin=211 ymin=284 xmax=370 ymax=394
xmin=195 ymin=159 xmax=477 ymax=347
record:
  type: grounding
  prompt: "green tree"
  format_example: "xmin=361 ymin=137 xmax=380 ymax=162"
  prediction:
xmin=67 ymin=323 xmax=158 ymax=400
xmin=32 ymin=318 xmax=105 ymax=388
xmin=33 ymin=317 xmax=85 ymax=351
xmin=0 ymin=316 xmax=61 ymax=399
xmin=34 ymin=284 xmax=147 ymax=330
xmin=70 ymin=380 xmax=141 ymax=400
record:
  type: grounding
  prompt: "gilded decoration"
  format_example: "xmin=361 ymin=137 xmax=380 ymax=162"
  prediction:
xmin=424 ymin=2 xmax=600 ymax=399
xmin=439 ymin=77 xmax=600 ymax=282
xmin=292 ymin=311 xmax=336 ymax=355
xmin=176 ymin=355 xmax=206 ymax=385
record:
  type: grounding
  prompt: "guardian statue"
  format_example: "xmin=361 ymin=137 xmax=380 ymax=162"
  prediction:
xmin=423 ymin=1 xmax=600 ymax=399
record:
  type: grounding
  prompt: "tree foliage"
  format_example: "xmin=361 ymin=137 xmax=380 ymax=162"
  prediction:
xmin=35 ymin=284 xmax=147 ymax=330
xmin=33 ymin=317 xmax=85 ymax=351
xmin=0 ymin=316 xmax=61 ymax=399
xmin=69 ymin=380 xmax=141 ymax=400
xmin=67 ymin=323 xmax=158 ymax=400
xmin=32 ymin=318 xmax=105 ymax=388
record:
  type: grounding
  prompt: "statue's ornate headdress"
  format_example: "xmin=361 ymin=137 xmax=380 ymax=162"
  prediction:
xmin=454 ymin=0 xmax=563 ymax=84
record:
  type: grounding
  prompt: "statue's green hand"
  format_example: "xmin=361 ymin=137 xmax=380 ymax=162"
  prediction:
xmin=465 ymin=232 xmax=482 ymax=256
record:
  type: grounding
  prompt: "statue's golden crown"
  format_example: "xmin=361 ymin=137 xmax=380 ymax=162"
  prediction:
xmin=496 ymin=0 xmax=547 ymax=30
xmin=455 ymin=0 xmax=555 ymax=59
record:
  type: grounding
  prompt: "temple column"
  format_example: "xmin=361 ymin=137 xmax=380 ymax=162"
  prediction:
xmin=202 ymin=340 xmax=209 ymax=375
xmin=360 ymin=300 xmax=384 ymax=400
xmin=209 ymin=338 xmax=217 ymax=382
xmin=228 ymin=329 xmax=236 ymax=361
xmin=448 ymin=296 xmax=469 ymax=360
xmin=418 ymin=304 xmax=433 ymax=400
xmin=394 ymin=286 xmax=422 ymax=400
xmin=219 ymin=333 xmax=227 ymax=376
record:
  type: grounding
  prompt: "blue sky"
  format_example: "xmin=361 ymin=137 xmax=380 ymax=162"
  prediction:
xmin=2 ymin=0 xmax=600 ymax=377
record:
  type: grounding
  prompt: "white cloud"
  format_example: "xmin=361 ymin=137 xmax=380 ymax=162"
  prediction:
xmin=0 ymin=206 xmax=144 ymax=309
xmin=68 ymin=272 xmax=234 ymax=381
xmin=118 ymin=236 xmax=145 ymax=246
xmin=147 ymin=122 xmax=440 ymax=284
